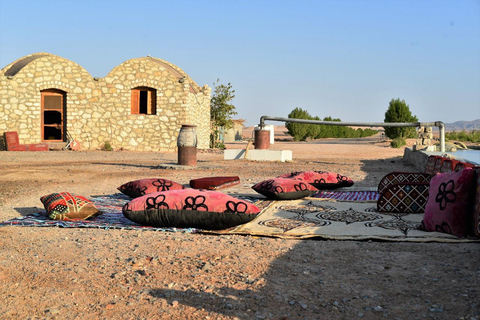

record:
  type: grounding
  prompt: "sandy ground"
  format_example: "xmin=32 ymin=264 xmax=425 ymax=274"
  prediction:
xmin=0 ymin=136 xmax=479 ymax=320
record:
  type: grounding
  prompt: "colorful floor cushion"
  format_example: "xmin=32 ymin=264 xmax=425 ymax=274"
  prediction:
xmin=420 ymin=168 xmax=476 ymax=237
xmin=252 ymin=178 xmax=318 ymax=200
xmin=122 ymin=189 xmax=261 ymax=230
xmin=118 ymin=178 xmax=185 ymax=198
xmin=40 ymin=192 xmax=101 ymax=220
xmin=277 ymin=171 xmax=354 ymax=189
xmin=190 ymin=176 xmax=240 ymax=190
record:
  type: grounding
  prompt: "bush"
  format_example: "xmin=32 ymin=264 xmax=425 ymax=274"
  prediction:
xmin=102 ymin=141 xmax=113 ymax=151
xmin=384 ymin=98 xmax=418 ymax=139
xmin=390 ymin=137 xmax=406 ymax=148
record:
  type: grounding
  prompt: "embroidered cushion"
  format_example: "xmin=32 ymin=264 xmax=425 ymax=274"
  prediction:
xmin=122 ymin=189 xmax=260 ymax=230
xmin=252 ymin=178 xmax=318 ymax=200
xmin=277 ymin=171 xmax=354 ymax=189
xmin=190 ymin=176 xmax=240 ymax=190
xmin=40 ymin=192 xmax=101 ymax=220
xmin=118 ymin=178 xmax=185 ymax=198
xmin=420 ymin=168 xmax=475 ymax=237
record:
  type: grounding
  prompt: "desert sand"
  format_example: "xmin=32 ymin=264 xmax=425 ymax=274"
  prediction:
xmin=0 ymin=135 xmax=478 ymax=320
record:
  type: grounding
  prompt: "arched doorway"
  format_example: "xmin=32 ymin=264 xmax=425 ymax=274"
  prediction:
xmin=41 ymin=89 xmax=66 ymax=142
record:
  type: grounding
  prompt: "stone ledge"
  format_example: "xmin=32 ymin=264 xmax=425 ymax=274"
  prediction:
xmin=224 ymin=149 xmax=292 ymax=162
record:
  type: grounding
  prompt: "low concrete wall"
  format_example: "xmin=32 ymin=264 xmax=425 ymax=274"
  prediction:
xmin=403 ymin=147 xmax=429 ymax=172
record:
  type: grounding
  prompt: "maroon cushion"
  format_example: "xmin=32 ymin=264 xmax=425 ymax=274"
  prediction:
xmin=40 ymin=192 xmax=101 ymax=220
xmin=277 ymin=171 xmax=354 ymax=189
xmin=190 ymin=176 xmax=240 ymax=190
xmin=122 ymin=189 xmax=260 ymax=230
xmin=252 ymin=178 xmax=318 ymax=200
xmin=118 ymin=178 xmax=185 ymax=198
xmin=473 ymin=166 xmax=480 ymax=237
xmin=420 ymin=168 xmax=475 ymax=237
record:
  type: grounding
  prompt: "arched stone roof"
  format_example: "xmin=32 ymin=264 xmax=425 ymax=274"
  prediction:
xmin=2 ymin=52 xmax=93 ymax=78
xmin=106 ymin=56 xmax=201 ymax=94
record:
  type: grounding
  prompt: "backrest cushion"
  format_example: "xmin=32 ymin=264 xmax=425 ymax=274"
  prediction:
xmin=420 ymin=168 xmax=475 ymax=237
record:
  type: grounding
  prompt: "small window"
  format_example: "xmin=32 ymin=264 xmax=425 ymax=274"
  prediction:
xmin=131 ymin=87 xmax=156 ymax=115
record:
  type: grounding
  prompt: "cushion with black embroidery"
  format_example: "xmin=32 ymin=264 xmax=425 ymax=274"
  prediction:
xmin=122 ymin=189 xmax=260 ymax=230
xmin=277 ymin=171 xmax=354 ymax=189
xmin=40 ymin=192 xmax=101 ymax=221
xmin=118 ymin=178 xmax=185 ymax=198
xmin=420 ymin=168 xmax=475 ymax=237
xmin=252 ymin=178 xmax=318 ymax=200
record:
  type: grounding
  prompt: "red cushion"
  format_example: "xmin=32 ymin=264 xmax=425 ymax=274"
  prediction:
xmin=122 ymin=189 xmax=260 ymax=230
xmin=118 ymin=178 xmax=185 ymax=198
xmin=420 ymin=168 xmax=475 ymax=237
xmin=425 ymin=156 xmax=438 ymax=174
xmin=40 ymin=192 xmax=101 ymax=221
xmin=277 ymin=170 xmax=354 ymax=189
xmin=252 ymin=178 xmax=318 ymax=200
xmin=190 ymin=176 xmax=240 ymax=190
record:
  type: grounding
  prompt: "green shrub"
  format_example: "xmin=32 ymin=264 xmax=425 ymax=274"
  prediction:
xmin=384 ymin=98 xmax=418 ymax=139
xmin=390 ymin=137 xmax=406 ymax=148
xmin=102 ymin=141 xmax=113 ymax=151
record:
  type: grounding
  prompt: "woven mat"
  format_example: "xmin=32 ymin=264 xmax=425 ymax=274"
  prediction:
xmin=312 ymin=190 xmax=380 ymax=202
xmin=223 ymin=199 xmax=480 ymax=243
xmin=0 ymin=194 xmax=197 ymax=233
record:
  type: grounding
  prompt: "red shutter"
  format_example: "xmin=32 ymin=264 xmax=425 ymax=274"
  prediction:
xmin=131 ymin=89 xmax=139 ymax=114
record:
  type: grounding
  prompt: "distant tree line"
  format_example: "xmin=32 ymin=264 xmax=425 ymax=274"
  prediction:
xmin=285 ymin=107 xmax=378 ymax=141
xmin=446 ymin=130 xmax=480 ymax=143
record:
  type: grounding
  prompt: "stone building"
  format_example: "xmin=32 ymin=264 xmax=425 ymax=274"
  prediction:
xmin=222 ymin=119 xmax=246 ymax=142
xmin=0 ymin=52 xmax=211 ymax=151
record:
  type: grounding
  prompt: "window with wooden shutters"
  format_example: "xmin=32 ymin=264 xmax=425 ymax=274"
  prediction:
xmin=131 ymin=87 xmax=156 ymax=115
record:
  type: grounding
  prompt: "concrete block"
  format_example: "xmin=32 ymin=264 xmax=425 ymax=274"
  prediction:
xmin=224 ymin=149 xmax=292 ymax=162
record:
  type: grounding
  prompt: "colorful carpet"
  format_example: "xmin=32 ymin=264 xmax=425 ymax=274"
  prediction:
xmin=0 ymin=194 xmax=197 ymax=232
xmin=224 ymin=199 xmax=479 ymax=243
xmin=312 ymin=190 xmax=380 ymax=202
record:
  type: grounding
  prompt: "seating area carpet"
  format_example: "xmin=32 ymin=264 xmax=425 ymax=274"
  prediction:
xmin=2 ymin=193 xmax=478 ymax=243
xmin=0 ymin=194 xmax=197 ymax=233
xmin=220 ymin=199 xmax=479 ymax=243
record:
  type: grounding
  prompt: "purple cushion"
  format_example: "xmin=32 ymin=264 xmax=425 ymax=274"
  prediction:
xmin=122 ymin=189 xmax=260 ymax=230
xmin=420 ymin=168 xmax=475 ymax=237
xmin=473 ymin=166 xmax=480 ymax=237
xmin=252 ymin=178 xmax=318 ymax=200
xmin=118 ymin=178 xmax=185 ymax=198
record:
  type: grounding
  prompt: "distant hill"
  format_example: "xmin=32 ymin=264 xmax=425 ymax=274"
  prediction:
xmin=444 ymin=119 xmax=480 ymax=131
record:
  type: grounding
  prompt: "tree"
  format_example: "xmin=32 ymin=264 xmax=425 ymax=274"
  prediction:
xmin=210 ymin=79 xmax=237 ymax=147
xmin=286 ymin=107 xmax=312 ymax=141
xmin=384 ymin=98 xmax=418 ymax=139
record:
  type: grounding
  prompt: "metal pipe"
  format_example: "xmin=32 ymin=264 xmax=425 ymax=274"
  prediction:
xmin=258 ymin=116 xmax=446 ymax=152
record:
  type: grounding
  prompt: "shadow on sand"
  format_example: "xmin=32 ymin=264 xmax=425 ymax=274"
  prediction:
xmin=142 ymin=158 xmax=478 ymax=319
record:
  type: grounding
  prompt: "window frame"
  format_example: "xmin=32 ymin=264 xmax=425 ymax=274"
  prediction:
xmin=131 ymin=87 xmax=157 ymax=115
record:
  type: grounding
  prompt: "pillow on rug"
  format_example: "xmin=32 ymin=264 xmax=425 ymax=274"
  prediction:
xmin=40 ymin=192 xmax=101 ymax=221
xmin=118 ymin=178 xmax=185 ymax=198
xmin=420 ymin=168 xmax=475 ymax=237
xmin=122 ymin=189 xmax=260 ymax=230
xmin=277 ymin=171 xmax=354 ymax=189
xmin=190 ymin=176 xmax=240 ymax=190
xmin=252 ymin=178 xmax=318 ymax=200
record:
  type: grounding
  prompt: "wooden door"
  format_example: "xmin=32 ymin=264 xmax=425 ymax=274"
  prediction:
xmin=41 ymin=89 xmax=66 ymax=141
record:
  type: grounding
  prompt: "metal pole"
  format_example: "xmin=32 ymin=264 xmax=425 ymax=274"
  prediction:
xmin=258 ymin=116 xmax=446 ymax=152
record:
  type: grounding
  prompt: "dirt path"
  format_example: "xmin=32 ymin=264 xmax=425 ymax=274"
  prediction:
xmin=0 ymin=138 xmax=479 ymax=319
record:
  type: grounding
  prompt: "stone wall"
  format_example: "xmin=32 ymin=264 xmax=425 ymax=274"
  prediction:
xmin=0 ymin=53 xmax=211 ymax=151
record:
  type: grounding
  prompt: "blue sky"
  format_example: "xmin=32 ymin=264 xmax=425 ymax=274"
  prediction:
xmin=1 ymin=0 xmax=479 ymax=126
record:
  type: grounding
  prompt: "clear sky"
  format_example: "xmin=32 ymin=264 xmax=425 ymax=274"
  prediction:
xmin=1 ymin=0 xmax=479 ymax=126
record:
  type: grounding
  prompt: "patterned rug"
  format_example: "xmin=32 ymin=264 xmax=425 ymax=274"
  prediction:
xmin=225 ymin=199 xmax=480 ymax=243
xmin=312 ymin=191 xmax=380 ymax=202
xmin=0 ymin=194 xmax=197 ymax=233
